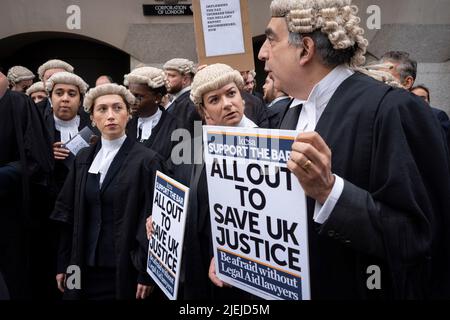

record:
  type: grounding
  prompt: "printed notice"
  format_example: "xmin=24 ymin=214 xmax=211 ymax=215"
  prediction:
xmin=64 ymin=126 xmax=94 ymax=156
xmin=200 ymin=0 xmax=245 ymax=57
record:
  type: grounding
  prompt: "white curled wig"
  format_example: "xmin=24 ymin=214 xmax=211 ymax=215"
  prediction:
xmin=357 ymin=62 xmax=404 ymax=88
xmin=190 ymin=63 xmax=244 ymax=108
xmin=45 ymin=71 xmax=89 ymax=95
xmin=270 ymin=0 xmax=369 ymax=67
xmin=26 ymin=81 xmax=46 ymax=96
xmin=83 ymin=83 xmax=136 ymax=113
xmin=38 ymin=59 xmax=74 ymax=80
xmin=123 ymin=67 xmax=166 ymax=88
xmin=7 ymin=66 xmax=35 ymax=83
xmin=163 ymin=58 xmax=196 ymax=75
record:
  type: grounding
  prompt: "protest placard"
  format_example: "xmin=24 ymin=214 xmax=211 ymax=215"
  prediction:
xmin=203 ymin=126 xmax=310 ymax=300
xmin=147 ymin=171 xmax=190 ymax=300
xmin=192 ymin=0 xmax=254 ymax=72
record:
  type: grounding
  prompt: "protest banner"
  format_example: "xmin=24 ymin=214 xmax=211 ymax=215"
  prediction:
xmin=192 ymin=0 xmax=254 ymax=72
xmin=203 ymin=126 xmax=310 ymax=300
xmin=147 ymin=171 xmax=190 ymax=300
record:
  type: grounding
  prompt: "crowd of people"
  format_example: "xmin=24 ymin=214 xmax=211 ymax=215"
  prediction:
xmin=1 ymin=0 xmax=450 ymax=300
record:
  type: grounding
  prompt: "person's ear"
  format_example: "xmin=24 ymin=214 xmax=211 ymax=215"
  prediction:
xmin=299 ymin=36 xmax=315 ymax=66
xmin=403 ymin=76 xmax=414 ymax=90
xmin=182 ymin=74 xmax=190 ymax=87
xmin=155 ymin=93 xmax=163 ymax=105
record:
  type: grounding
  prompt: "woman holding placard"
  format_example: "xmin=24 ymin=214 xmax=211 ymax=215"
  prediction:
xmin=147 ymin=63 xmax=256 ymax=299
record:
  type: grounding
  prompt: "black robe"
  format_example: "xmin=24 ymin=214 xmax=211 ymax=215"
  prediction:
xmin=35 ymin=97 xmax=51 ymax=116
xmin=167 ymin=90 xmax=202 ymax=136
xmin=278 ymin=72 xmax=450 ymax=299
xmin=126 ymin=106 xmax=178 ymax=161
xmin=0 ymin=90 xmax=53 ymax=299
xmin=30 ymin=105 xmax=98 ymax=300
xmin=50 ymin=136 xmax=164 ymax=299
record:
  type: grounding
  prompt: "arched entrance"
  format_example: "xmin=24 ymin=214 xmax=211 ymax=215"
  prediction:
xmin=0 ymin=32 xmax=130 ymax=87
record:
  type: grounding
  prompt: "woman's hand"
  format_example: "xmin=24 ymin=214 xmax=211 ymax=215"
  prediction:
xmin=208 ymin=257 xmax=232 ymax=288
xmin=146 ymin=216 xmax=154 ymax=240
xmin=136 ymin=283 xmax=154 ymax=299
xmin=53 ymin=142 xmax=70 ymax=160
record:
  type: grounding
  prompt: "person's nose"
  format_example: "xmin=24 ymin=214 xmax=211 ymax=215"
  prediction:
xmin=106 ymin=107 xmax=115 ymax=120
xmin=222 ymin=96 xmax=233 ymax=109
xmin=61 ymin=92 xmax=70 ymax=102
xmin=258 ymin=39 xmax=269 ymax=61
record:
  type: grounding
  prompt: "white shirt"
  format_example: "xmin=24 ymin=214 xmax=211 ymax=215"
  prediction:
xmin=88 ymin=135 xmax=127 ymax=187
xmin=54 ymin=115 xmax=80 ymax=143
xmin=290 ymin=65 xmax=354 ymax=224
xmin=137 ymin=108 xmax=162 ymax=141
xmin=267 ymin=96 xmax=290 ymax=108
xmin=237 ymin=115 xmax=257 ymax=128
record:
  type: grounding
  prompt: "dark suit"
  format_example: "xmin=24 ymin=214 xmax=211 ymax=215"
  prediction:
xmin=266 ymin=96 xmax=291 ymax=128
xmin=167 ymin=90 xmax=201 ymax=136
xmin=431 ymin=106 xmax=450 ymax=136
xmin=241 ymin=91 xmax=269 ymax=128
xmin=279 ymin=72 xmax=450 ymax=299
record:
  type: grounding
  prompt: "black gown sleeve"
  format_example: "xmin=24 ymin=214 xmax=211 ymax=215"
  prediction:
xmin=319 ymin=90 xmax=450 ymax=298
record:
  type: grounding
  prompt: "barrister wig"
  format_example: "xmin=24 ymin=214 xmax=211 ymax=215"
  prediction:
xmin=357 ymin=63 xmax=404 ymax=88
xmin=163 ymin=58 xmax=196 ymax=75
xmin=270 ymin=0 xmax=369 ymax=67
xmin=123 ymin=67 xmax=166 ymax=89
xmin=84 ymin=83 xmax=136 ymax=113
xmin=38 ymin=59 xmax=74 ymax=80
xmin=7 ymin=66 xmax=35 ymax=84
xmin=26 ymin=81 xmax=46 ymax=96
xmin=190 ymin=63 xmax=244 ymax=108
xmin=46 ymin=72 xmax=89 ymax=95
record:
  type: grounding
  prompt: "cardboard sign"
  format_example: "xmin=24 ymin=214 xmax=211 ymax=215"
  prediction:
xmin=203 ymin=126 xmax=311 ymax=300
xmin=192 ymin=0 xmax=255 ymax=72
xmin=147 ymin=171 xmax=190 ymax=300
